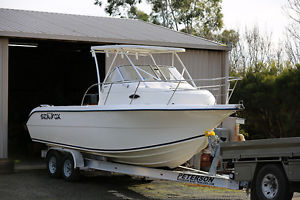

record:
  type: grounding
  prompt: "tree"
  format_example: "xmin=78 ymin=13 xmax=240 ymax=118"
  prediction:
xmin=147 ymin=0 xmax=178 ymax=30
xmin=244 ymin=27 xmax=272 ymax=71
xmin=230 ymin=64 xmax=300 ymax=139
xmin=214 ymin=29 xmax=242 ymax=73
xmin=183 ymin=0 xmax=223 ymax=38
xmin=225 ymin=25 xmax=300 ymax=140
xmin=215 ymin=29 xmax=239 ymax=46
xmin=226 ymin=26 xmax=286 ymax=75
xmin=94 ymin=0 xmax=223 ymax=38
xmin=95 ymin=0 xmax=141 ymax=17
xmin=284 ymin=0 xmax=300 ymax=64
xmin=128 ymin=6 xmax=149 ymax=21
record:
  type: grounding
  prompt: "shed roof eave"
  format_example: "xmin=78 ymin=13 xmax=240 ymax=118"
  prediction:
xmin=0 ymin=31 xmax=231 ymax=51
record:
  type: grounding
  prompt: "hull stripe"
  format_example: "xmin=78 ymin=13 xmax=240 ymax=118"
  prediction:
xmin=31 ymin=134 xmax=205 ymax=152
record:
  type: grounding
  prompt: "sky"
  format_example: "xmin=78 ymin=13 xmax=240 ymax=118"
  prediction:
xmin=0 ymin=0 xmax=290 ymax=42
xmin=222 ymin=0 xmax=289 ymax=42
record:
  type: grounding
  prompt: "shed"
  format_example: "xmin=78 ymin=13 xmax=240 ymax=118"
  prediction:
xmin=0 ymin=8 xmax=230 ymax=161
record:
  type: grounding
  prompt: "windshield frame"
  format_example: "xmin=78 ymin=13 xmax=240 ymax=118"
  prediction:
xmin=105 ymin=65 xmax=186 ymax=83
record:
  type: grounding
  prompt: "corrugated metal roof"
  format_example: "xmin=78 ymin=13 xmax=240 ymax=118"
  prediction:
xmin=0 ymin=8 xmax=230 ymax=51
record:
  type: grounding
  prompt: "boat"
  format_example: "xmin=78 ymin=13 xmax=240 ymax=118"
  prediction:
xmin=26 ymin=45 xmax=241 ymax=168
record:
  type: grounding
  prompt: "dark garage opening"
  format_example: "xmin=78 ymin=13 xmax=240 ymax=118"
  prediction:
xmin=8 ymin=39 xmax=105 ymax=159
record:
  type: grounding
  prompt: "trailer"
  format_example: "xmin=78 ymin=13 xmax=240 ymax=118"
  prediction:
xmin=220 ymin=137 xmax=300 ymax=200
xmin=42 ymin=145 xmax=240 ymax=190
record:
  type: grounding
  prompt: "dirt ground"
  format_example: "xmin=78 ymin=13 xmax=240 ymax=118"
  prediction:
xmin=129 ymin=179 xmax=248 ymax=200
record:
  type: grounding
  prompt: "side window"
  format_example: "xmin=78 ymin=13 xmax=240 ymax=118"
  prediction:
xmin=158 ymin=66 xmax=180 ymax=80
xmin=106 ymin=68 xmax=122 ymax=82
xmin=137 ymin=65 xmax=158 ymax=80
xmin=119 ymin=66 xmax=140 ymax=81
xmin=168 ymin=67 xmax=184 ymax=80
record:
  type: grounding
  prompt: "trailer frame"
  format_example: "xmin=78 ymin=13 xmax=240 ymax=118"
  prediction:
xmin=42 ymin=146 xmax=240 ymax=190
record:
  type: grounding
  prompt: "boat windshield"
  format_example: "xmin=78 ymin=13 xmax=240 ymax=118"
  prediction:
xmin=120 ymin=65 xmax=157 ymax=81
xmin=105 ymin=65 xmax=184 ymax=83
xmin=157 ymin=66 xmax=184 ymax=80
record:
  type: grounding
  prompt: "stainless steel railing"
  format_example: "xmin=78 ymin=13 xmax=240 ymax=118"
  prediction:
xmin=80 ymin=77 xmax=241 ymax=106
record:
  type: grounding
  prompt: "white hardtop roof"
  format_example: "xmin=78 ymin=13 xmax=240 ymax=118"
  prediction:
xmin=91 ymin=45 xmax=185 ymax=54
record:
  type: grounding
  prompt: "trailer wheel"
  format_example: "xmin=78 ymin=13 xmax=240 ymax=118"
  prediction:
xmin=62 ymin=154 xmax=80 ymax=182
xmin=254 ymin=164 xmax=290 ymax=200
xmin=46 ymin=150 xmax=62 ymax=178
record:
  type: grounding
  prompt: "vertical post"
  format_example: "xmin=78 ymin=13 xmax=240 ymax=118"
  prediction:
xmin=123 ymin=51 xmax=143 ymax=81
xmin=149 ymin=54 xmax=167 ymax=80
xmin=167 ymin=80 xmax=181 ymax=105
xmin=208 ymin=144 xmax=220 ymax=176
xmin=92 ymin=51 xmax=101 ymax=103
xmin=0 ymin=38 xmax=8 ymax=159
xmin=103 ymin=51 xmax=118 ymax=83
xmin=223 ymin=51 xmax=230 ymax=104
xmin=171 ymin=52 xmax=174 ymax=67
xmin=130 ymin=81 xmax=140 ymax=104
xmin=174 ymin=53 xmax=196 ymax=87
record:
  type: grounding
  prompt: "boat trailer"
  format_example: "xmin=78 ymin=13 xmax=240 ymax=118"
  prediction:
xmin=42 ymin=133 xmax=241 ymax=190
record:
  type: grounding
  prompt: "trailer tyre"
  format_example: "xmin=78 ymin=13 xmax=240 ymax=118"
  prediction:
xmin=46 ymin=151 xmax=62 ymax=178
xmin=62 ymin=154 xmax=80 ymax=182
xmin=254 ymin=164 xmax=290 ymax=200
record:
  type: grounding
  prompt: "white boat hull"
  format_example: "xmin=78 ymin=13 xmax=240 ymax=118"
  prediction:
xmin=27 ymin=105 xmax=238 ymax=168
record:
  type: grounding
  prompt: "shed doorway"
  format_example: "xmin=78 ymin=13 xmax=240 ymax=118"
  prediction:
xmin=8 ymin=40 xmax=105 ymax=158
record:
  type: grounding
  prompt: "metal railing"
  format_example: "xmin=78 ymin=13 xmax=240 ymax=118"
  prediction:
xmin=80 ymin=77 xmax=241 ymax=106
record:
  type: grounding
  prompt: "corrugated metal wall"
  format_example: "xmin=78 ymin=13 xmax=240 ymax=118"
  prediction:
xmin=0 ymin=38 xmax=8 ymax=159
xmin=105 ymin=49 xmax=228 ymax=104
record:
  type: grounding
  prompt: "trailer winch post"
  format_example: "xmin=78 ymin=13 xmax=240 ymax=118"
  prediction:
xmin=206 ymin=131 xmax=221 ymax=176
xmin=209 ymin=144 xmax=220 ymax=176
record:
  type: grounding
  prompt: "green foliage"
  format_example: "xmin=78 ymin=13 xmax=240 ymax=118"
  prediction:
xmin=94 ymin=0 xmax=223 ymax=39
xmin=147 ymin=0 xmax=177 ymax=29
xmin=95 ymin=0 xmax=141 ymax=16
xmin=230 ymin=63 xmax=300 ymax=139
xmin=189 ymin=0 xmax=223 ymax=39
xmin=215 ymin=29 xmax=239 ymax=47
xmin=128 ymin=6 xmax=149 ymax=21
xmin=168 ymin=0 xmax=223 ymax=37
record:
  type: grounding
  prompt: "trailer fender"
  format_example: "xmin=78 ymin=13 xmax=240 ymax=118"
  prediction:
xmin=282 ymin=160 xmax=300 ymax=182
xmin=46 ymin=148 xmax=84 ymax=169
